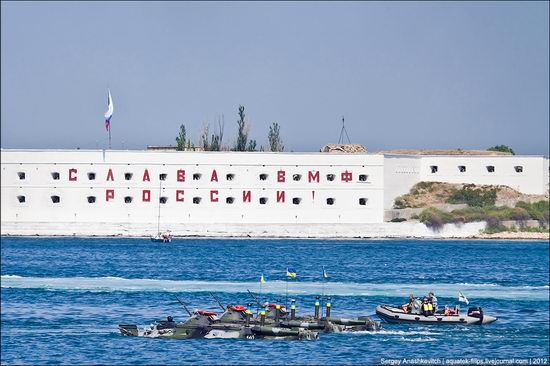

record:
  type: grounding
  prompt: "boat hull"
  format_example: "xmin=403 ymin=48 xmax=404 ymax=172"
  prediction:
xmin=376 ymin=305 xmax=497 ymax=325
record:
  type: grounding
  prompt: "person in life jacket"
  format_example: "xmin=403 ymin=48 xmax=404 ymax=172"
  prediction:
xmin=422 ymin=297 xmax=434 ymax=316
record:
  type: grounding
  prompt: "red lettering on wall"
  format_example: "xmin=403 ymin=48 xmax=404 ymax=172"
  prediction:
xmin=276 ymin=191 xmax=285 ymax=203
xmin=106 ymin=189 xmax=114 ymax=201
xmin=177 ymin=169 xmax=185 ymax=182
xmin=142 ymin=190 xmax=151 ymax=202
xmin=176 ymin=190 xmax=184 ymax=202
xmin=277 ymin=170 xmax=286 ymax=182
xmin=341 ymin=171 xmax=353 ymax=182
xmin=69 ymin=168 xmax=77 ymax=181
xmin=106 ymin=168 xmax=114 ymax=181
xmin=143 ymin=169 xmax=150 ymax=182
xmin=243 ymin=190 xmax=251 ymax=202
xmin=211 ymin=170 xmax=218 ymax=182
xmin=308 ymin=171 xmax=320 ymax=183
xmin=210 ymin=190 xmax=219 ymax=202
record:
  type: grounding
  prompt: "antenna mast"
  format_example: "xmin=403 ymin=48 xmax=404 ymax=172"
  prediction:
xmin=338 ymin=116 xmax=351 ymax=144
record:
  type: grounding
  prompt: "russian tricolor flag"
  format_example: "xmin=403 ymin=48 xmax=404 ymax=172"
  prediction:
xmin=104 ymin=89 xmax=113 ymax=131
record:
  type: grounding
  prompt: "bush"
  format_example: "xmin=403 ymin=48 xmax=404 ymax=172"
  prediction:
xmin=487 ymin=145 xmax=515 ymax=155
xmin=447 ymin=186 xmax=497 ymax=207
xmin=418 ymin=208 xmax=453 ymax=230
xmin=390 ymin=217 xmax=407 ymax=222
xmin=515 ymin=201 xmax=549 ymax=224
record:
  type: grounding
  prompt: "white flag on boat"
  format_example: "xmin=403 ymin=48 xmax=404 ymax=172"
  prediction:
xmin=458 ymin=292 xmax=469 ymax=305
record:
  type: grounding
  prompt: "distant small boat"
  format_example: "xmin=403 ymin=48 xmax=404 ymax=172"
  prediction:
xmin=151 ymin=233 xmax=172 ymax=243
xmin=150 ymin=179 xmax=171 ymax=243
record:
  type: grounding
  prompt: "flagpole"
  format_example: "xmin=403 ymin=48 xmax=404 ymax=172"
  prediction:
xmin=108 ymin=126 xmax=112 ymax=149
xmin=285 ymin=275 xmax=289 ymax=310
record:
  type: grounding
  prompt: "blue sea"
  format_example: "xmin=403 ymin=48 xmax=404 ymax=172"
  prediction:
xmin=1 ymin=237 xmax=549 ymax=365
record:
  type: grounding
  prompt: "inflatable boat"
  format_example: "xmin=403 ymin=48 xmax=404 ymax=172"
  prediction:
xmin=376 ymin=305 xmax=497 ymax=325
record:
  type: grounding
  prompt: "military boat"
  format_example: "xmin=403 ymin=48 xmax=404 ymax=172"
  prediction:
xmin=376 ymin=304 xmax=497 ymax=325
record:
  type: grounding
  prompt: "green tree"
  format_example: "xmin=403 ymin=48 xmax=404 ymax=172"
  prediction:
xmin=235 ymin=105 xmax=248 ymax=151
xmin=176 ymin=124 xmax=187 ymax=151
xmin=268 ymin=122 xmax=284 ymax=152
xmin=487 ymin=145 xmax=515 ymax=155
xmin=247 ymin=139 xmax=257 ymax=152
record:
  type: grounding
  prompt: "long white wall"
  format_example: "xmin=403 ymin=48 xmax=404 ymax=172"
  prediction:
xmin=383 ymin=154 xmax=548 ymax=209
xmin=1 ymin=150 xmax=384 ymax=230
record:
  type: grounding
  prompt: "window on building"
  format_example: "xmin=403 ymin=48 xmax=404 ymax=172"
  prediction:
xmin=359 ymin=174 xmax=368 ymax=181
xmin=458 ymin=166 xmax=466 ymax=173
xmin=359 ymin=198 xmax=367 ymax=206
xmin=259 ymin=197 xmax=268 ymax=205
xmin=293 ymin=174 xmax=302 ymax=181
xmin=259 ymin=173 xmax=268 ymax=181
xmin=87 ymin=196 xmax=96 ymax=203
xmin=193 ymin=197 xmax=201 ymax=204
xmin=124 ymin=173 xmax=133 ymax=181
xmin=486 ymin=165 xmax=495 ymax=173
xmin=226 ymin=197 xmax=235 ymax=204
xmin=193 ymin=173 xmax=202 ymax=180
xmin=124 ymin=196 xmax=133 ymax=203
xmin=326 ymin=198 xmax=335 ymax=205
xmin=160 ymin=196 xmax=168 ymax=204
xmin=51 ymin=195 xmax=60 ymax=203
xmin=430 ymin=166 xmax=438 ymax=174
xmin=226 ymin=174 xmax=235 ymax=181
xmin=17 ymin=195 xmax=25 ymax=203
xmin=514 ymin=166 xmax=523 ymax=173
xmin=326 ymin=174 xmax=335 ymax=181
xmin=159 ymin=173 xmax=167 ymax=181
xmin=88 ymin=172 xmax=96 ymax=180
xmin=17 ymin=172 xmax=25 ymax=180
xmin=292 ymin=197 xmax=301 ymax=205
xmin=51 ymin=172 xmax=60 ymax=180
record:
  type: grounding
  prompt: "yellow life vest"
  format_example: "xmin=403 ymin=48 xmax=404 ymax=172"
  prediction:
xmin=422 ymin=303 xmax=433 ymax=312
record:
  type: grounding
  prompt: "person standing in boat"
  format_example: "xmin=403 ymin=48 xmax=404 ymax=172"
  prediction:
xmin=428 ymin=291 xmax=438 ymax=312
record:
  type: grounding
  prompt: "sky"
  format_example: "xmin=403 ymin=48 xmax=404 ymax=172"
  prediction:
xmin=1 ymin=1 xmax=549 ymax=154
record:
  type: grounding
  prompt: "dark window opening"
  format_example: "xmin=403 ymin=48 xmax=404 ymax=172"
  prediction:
xmin=17 ymin=172 xmax=26 ymax=180
xmin=87 ymin=196 xmax=96 ymax=203
xmin=259 ymin=173 xmax=268 ymax=181
xmin=359 ymin=174 xmax=368 ymax=181
xmin=326 ymin=174 xmax=335 ymax=181
xmin=51 ymin=195 xmax=60 ymax=203
xmin=458 ymin=166 xmax=466 ymax=173
xmin=359 ymin=198 xmax=367 ymax=206
xmin=226 ymin=174 xmax=235 ymax=181
xmin=259 ymin=197 xmax=268 ymax=205
xmin=51 ymin=172 xmax=60 ymax=180
xmin=326 ymin=198 xmax=335 ymax=205
xmin=193 ymin=197 xmax=201 ymax=204
xmin=292 ymin=197 xmax=301 ymax=205
xmin=160 ymin=196 xmax=168 ymax=204
xmin=124 ymin=196 xmax=133 ymax=203
xmin=430 ymin=166 xmax=438 ymax=174
xmin=514 ymin=166 xmax=523 ymax=173
xmin=293 ymin=174 xmax=302 ymax=181
xmin=17 ymin=195 xmax=25 ymax=203
xmin=159 ymin=173 xmax=167 ymax=181
xmin=88 ymin=172 xmax=96 ymax=180
xmin=125 ymin=173 xmax=133 ymax=181
xmin=486 ymin=165 xmax=495 ymax=173
xmin=226 ymin=197 xmax=235 ymax=204
xmin=193 ymin=173 xmax=202 ymax=180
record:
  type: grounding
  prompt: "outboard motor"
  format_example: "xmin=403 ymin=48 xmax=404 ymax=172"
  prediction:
xmin=468 ymin=307 xmax=484 ymax=323
xmin=411 ymin=299 xmax=422 ymax=315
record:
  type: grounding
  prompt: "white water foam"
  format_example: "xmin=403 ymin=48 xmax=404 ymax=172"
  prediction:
xmin=2 ymin=275 xmax=548 ymax=301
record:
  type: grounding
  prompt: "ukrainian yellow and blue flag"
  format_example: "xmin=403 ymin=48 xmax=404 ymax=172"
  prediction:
xmin=286 ymin=267 xmax=297 ymax=278
xmin=260 ymin=273 xmax=265 ymax=284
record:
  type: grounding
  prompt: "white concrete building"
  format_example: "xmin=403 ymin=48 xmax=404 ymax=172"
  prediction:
xmin=1 ymin=149 xmax=547 ymax=236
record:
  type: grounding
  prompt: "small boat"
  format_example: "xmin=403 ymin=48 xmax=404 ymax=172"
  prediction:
xmin=376 ymin=305 xmax=497 ymax=325
xmin=150 ymin=233 xmax=172 ymax=243
xmin=150 ymin=179 xmax=171 ymax=243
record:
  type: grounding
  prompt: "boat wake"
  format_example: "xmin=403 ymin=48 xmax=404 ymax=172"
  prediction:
xmin=2 ymin=275 xmax=548 ymax=301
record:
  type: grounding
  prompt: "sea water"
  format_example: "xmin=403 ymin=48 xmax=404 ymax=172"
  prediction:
xmin=1 ymin=237 xmax=548 ymax=365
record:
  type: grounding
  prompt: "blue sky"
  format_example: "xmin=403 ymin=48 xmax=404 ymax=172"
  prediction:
xmin=1 ymin=1 xmax=548 ymax=154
